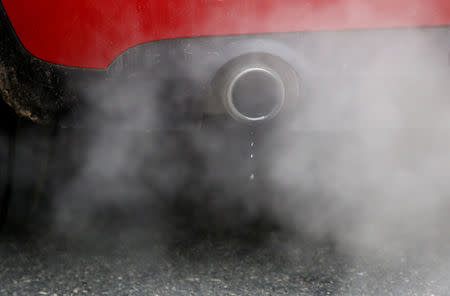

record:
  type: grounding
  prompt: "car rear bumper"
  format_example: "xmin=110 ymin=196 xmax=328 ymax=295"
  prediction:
xmin=1 ymin=1 xmax=450 ymax=128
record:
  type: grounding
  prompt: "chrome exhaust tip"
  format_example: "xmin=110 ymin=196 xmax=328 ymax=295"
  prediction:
xmin=223 ymin=66 xmax=286 ymax=124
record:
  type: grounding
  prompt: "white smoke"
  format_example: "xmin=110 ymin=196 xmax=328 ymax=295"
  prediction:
xmin=34 ymin=1 xmax=450 ymax=293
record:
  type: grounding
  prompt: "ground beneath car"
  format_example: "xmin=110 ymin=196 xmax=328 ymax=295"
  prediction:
xmin=1 ymin=216 xmax=450 ymax=296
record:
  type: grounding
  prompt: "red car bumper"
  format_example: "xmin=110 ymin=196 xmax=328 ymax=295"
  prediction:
xmin=0 ymin=1 xmax=450 ymax=125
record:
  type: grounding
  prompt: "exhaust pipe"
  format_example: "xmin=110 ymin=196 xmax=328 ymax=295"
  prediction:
xmin=220 ymin=65 xmax=286 ymax=124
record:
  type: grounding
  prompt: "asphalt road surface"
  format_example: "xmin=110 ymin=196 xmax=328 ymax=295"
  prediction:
xmin=1 ymin=213 xmax=450 ymax=296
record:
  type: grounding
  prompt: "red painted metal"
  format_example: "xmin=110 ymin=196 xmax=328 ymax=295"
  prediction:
xmin=2 ymin=0 xmax=450 ymax=69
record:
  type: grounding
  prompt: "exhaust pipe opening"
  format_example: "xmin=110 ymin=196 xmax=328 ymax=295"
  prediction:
xmin=214 ymin=53 xmax=299 ymax=125
xmin=225 ymin=67 xmax=286 ymax=123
